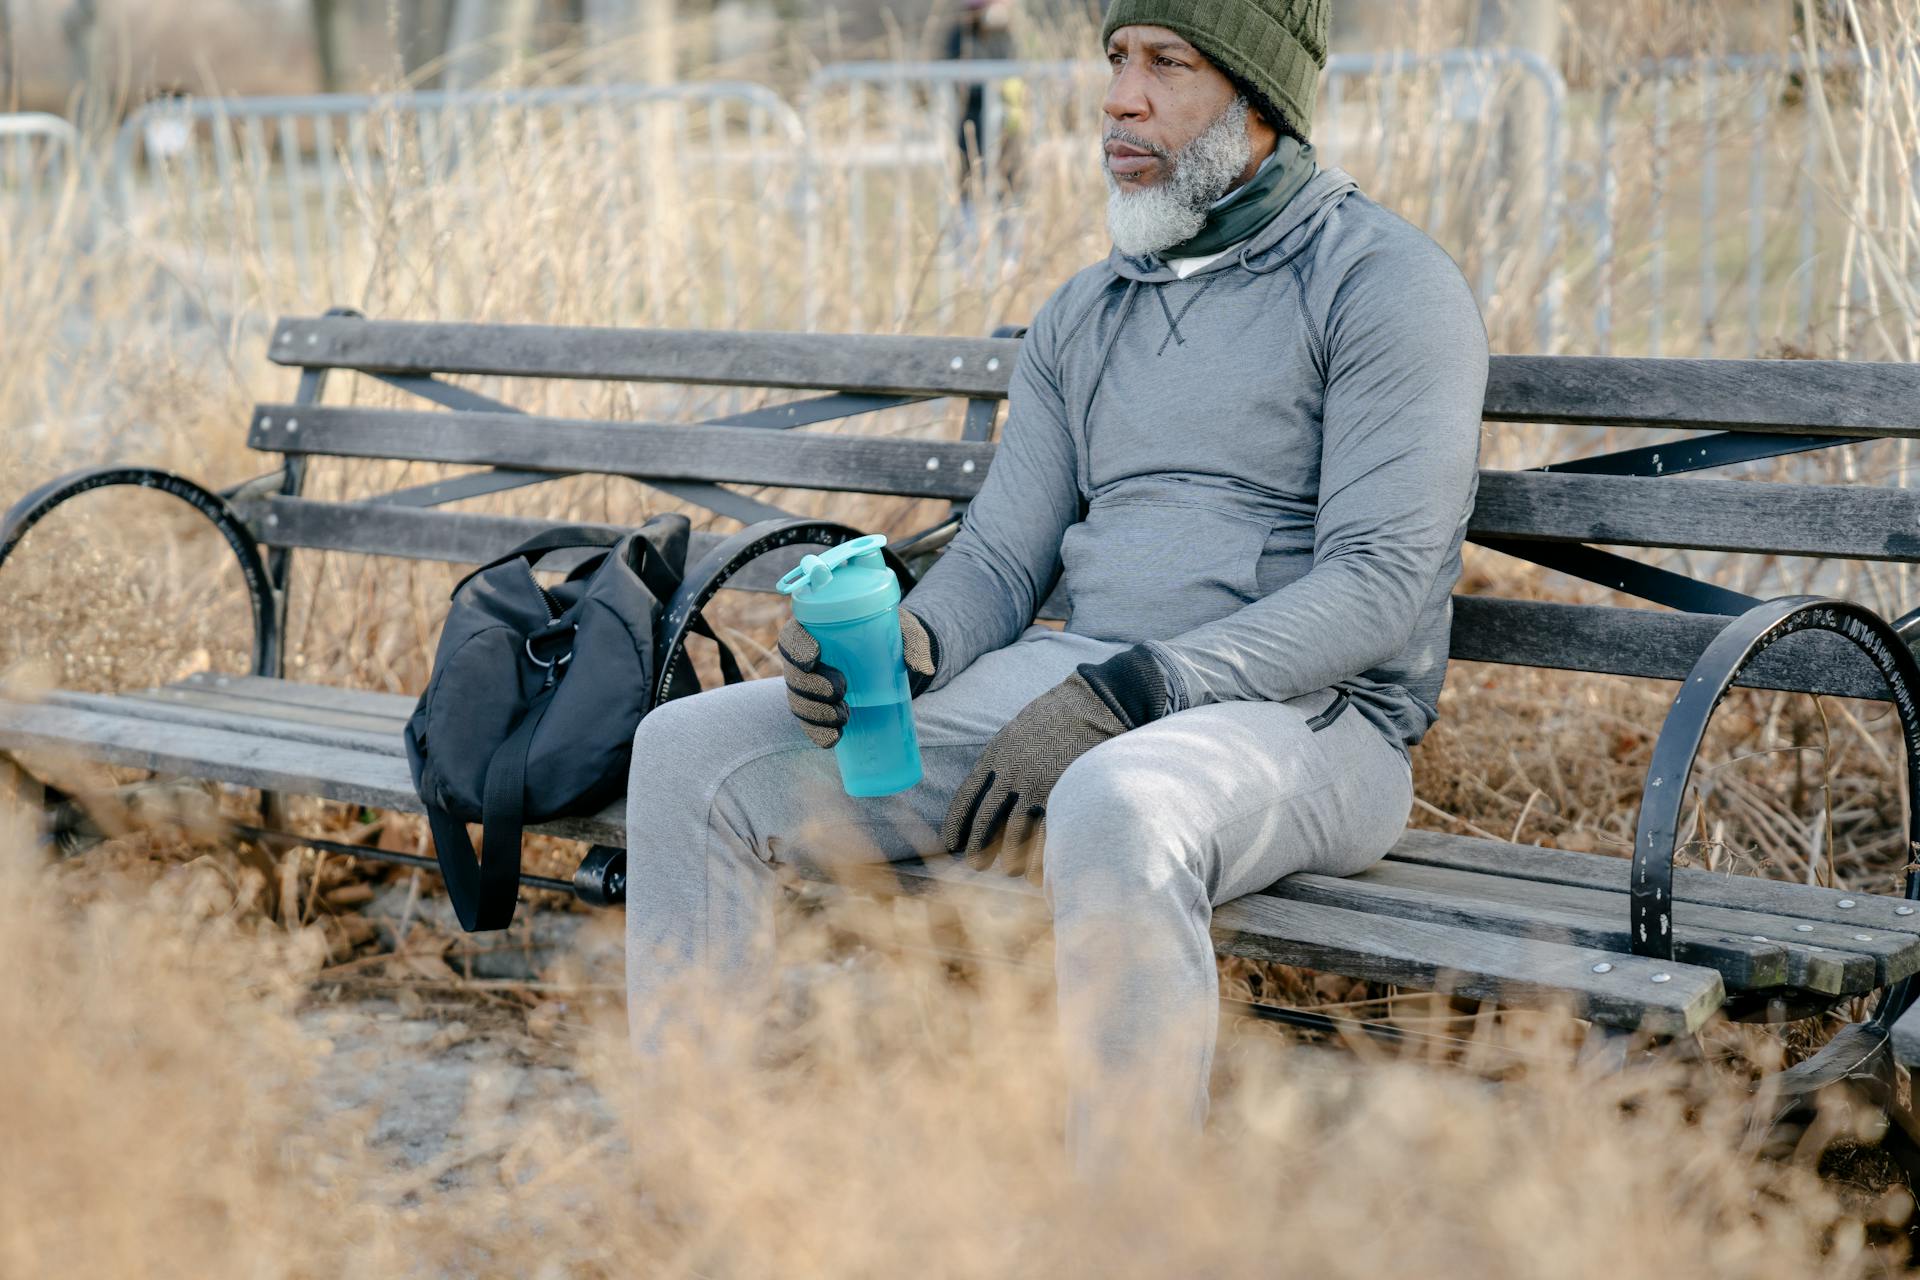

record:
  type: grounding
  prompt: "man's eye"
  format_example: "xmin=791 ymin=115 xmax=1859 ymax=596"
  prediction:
xmin=1157 ymin=57 xmax=1183 ymax=68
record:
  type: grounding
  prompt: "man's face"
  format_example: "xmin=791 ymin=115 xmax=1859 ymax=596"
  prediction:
xmin=1102 ymin=25 xmax=1269 ymax=189
xmin=1101 ymin=25 xmax=1279 ymax=257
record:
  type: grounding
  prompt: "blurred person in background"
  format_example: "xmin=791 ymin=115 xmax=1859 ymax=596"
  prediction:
xmin=942 ymin=0 xmax=1028 ymax=258
xmin=628 ymin=0 xmax=1488 ymax=1172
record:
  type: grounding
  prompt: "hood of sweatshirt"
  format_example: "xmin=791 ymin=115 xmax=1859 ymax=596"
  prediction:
xmin=1103 ymin=166 xmax=1362 ymax=285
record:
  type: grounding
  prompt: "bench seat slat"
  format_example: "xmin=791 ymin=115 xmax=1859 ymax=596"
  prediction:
xmin=44 ymin=689 xmax=403 ymax=757
xmin=1288 ymin=861 xmax=1888 ymax=992
xmin=249 ymin=405 xmax=995 ymax=502
xmin=0 ymin=697 xmax=627 ymax=845
xmin=268 ymin=319 xmax=1022 ymax=398
xmin=1270 ymin=866 xmax=1790 ymax=990
xmin=1474 ymin=471 xmax=1920 ymax=561
xmin=1390 ymin=828 xmax=1920 ymax=937
xmin=110 ymin=685 xmax=405 ymax=737
xmin=872 ymin=858 xmax=1722 ymax=1034
xmin=172 ymin=673 xmax=416 ymax=723
xmin=1453 ymin=597 xmax=1895 ymax=701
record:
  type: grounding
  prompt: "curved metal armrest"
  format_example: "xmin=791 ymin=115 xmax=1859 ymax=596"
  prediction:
xmin=1630 ymin=595 xmax=1920 ymax=1022
xmin=0 ymin=466 xmax=279 ymax=676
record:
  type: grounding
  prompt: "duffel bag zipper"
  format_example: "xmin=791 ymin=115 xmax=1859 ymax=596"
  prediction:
xmin=524 ymin=559 xmax=560 ymax=622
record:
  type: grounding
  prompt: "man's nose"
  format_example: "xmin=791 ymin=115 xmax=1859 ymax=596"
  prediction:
xmin=1103 ymin=61 xmax=1150 ymax=123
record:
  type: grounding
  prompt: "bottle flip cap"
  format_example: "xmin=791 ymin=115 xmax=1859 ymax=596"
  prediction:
xmin=776 ymin=534 xmax=901 ymax=624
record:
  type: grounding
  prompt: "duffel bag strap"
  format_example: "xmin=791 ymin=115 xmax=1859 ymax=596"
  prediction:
xmin=424 ymin=688 xmax=559 ymax=932
xmin=449 ymin=526 xmax=632 ymax=597
xmin=652 ymin=519 xmax=918 ymax=710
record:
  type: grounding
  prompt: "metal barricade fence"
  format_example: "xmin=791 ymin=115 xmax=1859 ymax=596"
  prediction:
xmin=801 ymin=50 xmax=1567 ymax=347
xmin=110 ymin=83 xmax=806 ymax=324
xmin=1586 ymin=47 xmax=1915 ymax=358
xmin=0 ymin=113 xmax=83 ymax=231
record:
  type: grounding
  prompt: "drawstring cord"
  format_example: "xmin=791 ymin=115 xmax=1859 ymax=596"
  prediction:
xmin=1073 ymin=277 xmax=1143 ymax=496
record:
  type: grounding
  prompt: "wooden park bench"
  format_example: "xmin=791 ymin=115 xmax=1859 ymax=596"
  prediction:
xmin=7 ymin=310 xmax=1920 ymax=1111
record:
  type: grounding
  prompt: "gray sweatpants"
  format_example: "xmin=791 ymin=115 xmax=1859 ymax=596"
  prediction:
xmin=625 ymin=623 xmax=1414 ymax=1161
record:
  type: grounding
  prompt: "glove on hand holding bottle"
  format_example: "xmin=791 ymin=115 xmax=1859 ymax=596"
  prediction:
xmin=780 ymin=607 xmax=938 ymax=749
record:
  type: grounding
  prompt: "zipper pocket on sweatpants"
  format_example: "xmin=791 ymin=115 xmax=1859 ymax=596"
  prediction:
xmin=1305 ymin=690 xmax=1351 ymax=733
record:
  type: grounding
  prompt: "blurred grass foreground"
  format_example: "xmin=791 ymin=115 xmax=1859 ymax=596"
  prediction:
xmin=7 ymin=1 xmax=1920 ymax=1275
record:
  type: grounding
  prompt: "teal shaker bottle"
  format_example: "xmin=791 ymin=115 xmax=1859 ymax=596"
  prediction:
xmin=776 ymin=535 xmax=924 ymax=797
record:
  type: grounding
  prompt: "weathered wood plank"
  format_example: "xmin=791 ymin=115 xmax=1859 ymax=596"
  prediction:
xmin=1390 ymin=829 xmax=1920 ymax=939
xmin=0 ymin=698 xmax=627 ymax=845
xmin=268 ymin=318 xmax=1920 ymax=438
xmin=878 ymin=858 xmax=1723 ymax=1033
xmin=249 ymin=406 xmax=993 ymax=501
xmin=1451 ymin=597 xmax=1897 ymax=700
xmin=41 ymin=690 xmax=405 ymax=757
xmin=1483 ymin=355 xmax=1920 ymax=435
xmin=1216 ymin=893 xmax=1725 ymax=1034
xmin=109 ymin=685 xmax=405 ymax=738
xmin=172 ymin=673 xmax=415 ymax=723
xmin=1267 ymin=865 xmax=1793 ymax=989
xmin=1473 ymin=471 xmax=1920 ymax=561
xmin=1290 ymin=860 xmax=1888 ymax=992
xmin=243 ymin=498 xmax=820 ymax=586
xmin=268 ymin=318 xmax=1023 ymax=398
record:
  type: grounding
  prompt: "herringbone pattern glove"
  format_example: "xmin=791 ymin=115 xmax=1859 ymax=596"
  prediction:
xmin=941 ymin=645 xmax=1169 ymax=877
xmin=780 ymin=608 xmax=938 ymax=749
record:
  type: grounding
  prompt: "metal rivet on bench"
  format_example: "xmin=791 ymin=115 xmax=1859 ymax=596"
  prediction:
xmin=987 ymin=357 xmax=1000 ymax=372
xmin=1794 ymin=924 xmax=1814 ymax=932
xmin=1839 ymin=899 xmax=1857 ymax=908
xmin=1899 ymin=906 xmax=1915 ymax=916
xmin=950 ymin=357 xmax=964 ymax=370
xmin=1750 ymin=935 xmax=1768 ymax=942
xmin=306 ymin=333 xmax=318 ymax=345
xmin=1855 ymin=934 xmax=1874 ymax=942
xmin=287 ymin=418 xmax=299 ymax=433
xmin=926 ymin=458 xmax=940 ymax=470
xmin=1590 ymin=962 xmax=1612 ymax=973
xmin=276 ymin=331 xmax=291 ymax=343
xmin=261 ymin=416 xmax=272 ymax=430
xmin=266 ymin=514 xmax=279 ymax=527
xmin=962 ymin=460 xmax=976 ymax=473
xmin=1650 ymin=973 xmax=1672 ymax=983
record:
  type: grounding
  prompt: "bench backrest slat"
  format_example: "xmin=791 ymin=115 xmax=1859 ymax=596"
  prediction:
xmin=250 ymin=404 xmax=995 ymax=502
xmin=269 ymin=318 xmax=1020 ymax=398
xmin=1475 ymin=471 xmax=1920 ymax=561
xmin=271 ymin=317 xmax=1920 ymax=436
xmin=1453 ymin=597 xmax=1892 ymax=701
xmin=245 ymin=497 xmax=804 ymax=591
xmin=1484 ymin=355 xmax=1920 ymax=433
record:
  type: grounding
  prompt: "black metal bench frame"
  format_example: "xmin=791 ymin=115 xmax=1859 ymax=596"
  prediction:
xmin=9 ymin=310 xmax=1920 ymax=1117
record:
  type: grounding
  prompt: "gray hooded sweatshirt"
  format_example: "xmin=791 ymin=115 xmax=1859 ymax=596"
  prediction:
xmin=904 ymin=167 xmax=1490 ymax=764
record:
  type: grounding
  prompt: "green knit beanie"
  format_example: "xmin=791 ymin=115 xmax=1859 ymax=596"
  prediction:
xmin=1100 ymin=0 xmax=1330 ymax=140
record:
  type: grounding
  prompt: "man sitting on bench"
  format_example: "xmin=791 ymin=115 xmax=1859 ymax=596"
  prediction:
xmin=626 ymin=0 xmax=1488 ymax=1165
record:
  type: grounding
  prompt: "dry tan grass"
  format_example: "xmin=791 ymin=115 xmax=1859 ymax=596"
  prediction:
xmin=0 ymin=789 xmax=1908 ymax=1279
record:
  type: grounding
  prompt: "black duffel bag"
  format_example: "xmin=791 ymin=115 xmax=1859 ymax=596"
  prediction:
xmin=405 ymin=514 xmax=891 ymax=932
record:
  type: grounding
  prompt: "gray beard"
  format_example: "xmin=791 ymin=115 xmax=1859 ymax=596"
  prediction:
xmin=1104 ymin=96 xmax=1253 ymax=258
